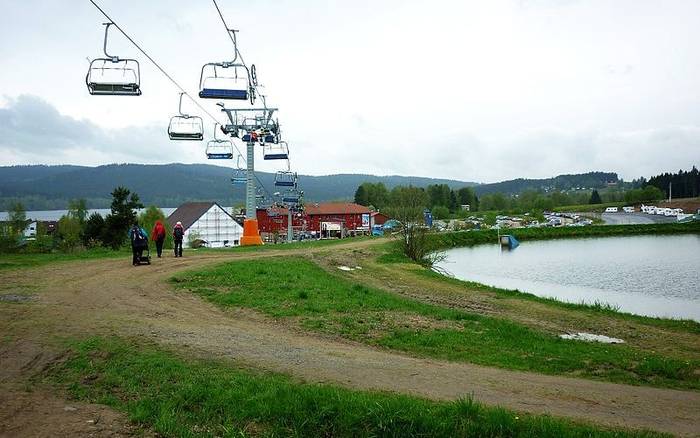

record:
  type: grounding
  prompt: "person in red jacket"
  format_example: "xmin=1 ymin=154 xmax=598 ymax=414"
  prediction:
xmin=151 ymin=220 xmax=166 ymax=258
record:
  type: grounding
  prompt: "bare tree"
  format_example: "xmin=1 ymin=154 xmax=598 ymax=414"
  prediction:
xmin=385 ymin=186 xmax=445 ymax=267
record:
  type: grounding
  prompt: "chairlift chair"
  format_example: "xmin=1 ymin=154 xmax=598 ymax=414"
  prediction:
xmin=86 ymin=23 xmax=141 ymax=96
xmin=168 ymin=93 xmax=203 ymax=140
xmin=199 ymin=62 xmax=254 ymax=104
xmin=231 ymin=170 xmax=247 ymax=184
xmin=206 ymin=123 xmax=234 ymax=159
xmin=274 ymin=171 xmax=297 ymax=188
xmin=206 ymin=139 xmax=234 ymax=159
xmin=282 ymin=189 xmax=302 ymax=204
xmin=263 ymin=141 xmax=289 ymax=160
xmin=230 ymin=155 xmax=247 ymax=184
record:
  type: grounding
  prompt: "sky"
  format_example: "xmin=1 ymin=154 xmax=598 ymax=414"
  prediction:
xmin=0 ymin=0 xmax=698 ymax=183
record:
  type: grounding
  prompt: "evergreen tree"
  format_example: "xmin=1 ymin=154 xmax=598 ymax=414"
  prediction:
xmin=83 ymin=213 xmax=106 ymax=246
xmin=102 ymin=187 xmax=143 ymax=249
xmin=354 ymin=185 xmax=369 ymax=206
xmin=589 ymin=190 xmax=602 ymax=204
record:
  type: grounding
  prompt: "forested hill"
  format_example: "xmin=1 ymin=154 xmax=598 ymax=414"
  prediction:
xmin=0 ymin=164 xmax=621 ymax=210
xmin=0 ymin=164 xmax=477 ymax=210
xmin=473 ymin=172 xmax=619 ymax=196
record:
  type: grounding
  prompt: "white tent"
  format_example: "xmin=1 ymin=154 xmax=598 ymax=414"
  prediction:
xmin=167 ymin=202 xmax=243 ymax=248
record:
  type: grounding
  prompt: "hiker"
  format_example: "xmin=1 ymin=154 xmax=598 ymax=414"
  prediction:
xmin=129 ymin=221 xmax=148 ymax=266
xmin=173 ymin=221 xmax=184 ymax=257
xmin=151 ymin=220 xmax=166 ymax=258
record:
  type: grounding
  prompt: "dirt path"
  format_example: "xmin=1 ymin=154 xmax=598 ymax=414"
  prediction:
xmin=2 ymin=243 xmax=700 ymax=436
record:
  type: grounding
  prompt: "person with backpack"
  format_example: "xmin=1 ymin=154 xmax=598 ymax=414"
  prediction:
xmin=151 ymin=220 xmax=166 ymax=258
xmin=128 ymin=221 xmax=149 ymax=266
xmin=173 ymin=221 xmax=184 ymax=257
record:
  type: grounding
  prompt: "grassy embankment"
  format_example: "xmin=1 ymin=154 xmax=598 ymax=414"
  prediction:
xmin=171 ymin=256 xmax=700 ymax=390
xmin=46 ymin=337 xmax=666 ymax=438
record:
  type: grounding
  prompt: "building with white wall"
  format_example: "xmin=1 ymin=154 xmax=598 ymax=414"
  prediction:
xmin=167 ymin=202 xmax=243 ymax=248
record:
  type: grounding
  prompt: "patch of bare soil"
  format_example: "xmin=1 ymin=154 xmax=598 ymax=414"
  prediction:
xmin=0 ymin=340 xmax=148 ymax=438
xmin=1 ymin=241 xmax=699 ymax=436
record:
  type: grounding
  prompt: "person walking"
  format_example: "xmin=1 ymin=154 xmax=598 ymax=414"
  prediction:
xmin=173 ymin=221 xmax=184 ymax=257
xmin=128 ymin=221 xmax=148 ymax=266
xmin=151 ymin=220 xmax=166 ymax=258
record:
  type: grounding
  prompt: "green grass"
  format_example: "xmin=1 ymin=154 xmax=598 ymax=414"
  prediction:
xmin=170 ymin=257 xmax=700 ymax=390
xmin=0 ymin=247 xmax=130 ymax=271
xmin=46 ymin=337 xmax=666 ymax=438
xmin=227 ymin=235 xmax=378 ymax=253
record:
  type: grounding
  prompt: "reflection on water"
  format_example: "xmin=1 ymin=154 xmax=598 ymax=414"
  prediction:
xmin=435 ymin=234 xmax=700 ymax=321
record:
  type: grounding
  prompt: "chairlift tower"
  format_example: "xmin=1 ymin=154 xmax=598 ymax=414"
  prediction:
xmin=220 ymin=106 xmax=279 ymax=245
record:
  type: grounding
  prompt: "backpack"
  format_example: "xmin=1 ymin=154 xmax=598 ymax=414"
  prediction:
xmin=131 ymin=226 xmax=145 ymax=244
xmin=173 ymin=226 xmax=184 ymax=240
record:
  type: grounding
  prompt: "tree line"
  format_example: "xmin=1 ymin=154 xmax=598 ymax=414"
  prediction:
xmin=647 ymin=167 xmax=700 ymax=199
xmin=0 ymin=186 xmax=172 ymax=254
xmin=354 ymin=182 xmax=478 ymax=219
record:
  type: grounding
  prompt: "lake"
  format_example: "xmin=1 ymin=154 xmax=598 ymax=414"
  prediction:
xmin=435 ymin=234 xmax=700 ymax=321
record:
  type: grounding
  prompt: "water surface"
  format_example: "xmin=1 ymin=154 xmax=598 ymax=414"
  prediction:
xmin=435 ymin=234 xmax=700 ymax=321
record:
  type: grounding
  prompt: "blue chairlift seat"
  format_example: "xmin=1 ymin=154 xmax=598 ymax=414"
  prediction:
xmin=199 ymin=88 xmax=248 ymax=100
xmin=208 ymin=153 xmax=234 ymax=159
xmin=231 ymin=168 xmax=247 ymax=185
xmin=199 ymin=62 xmax=252 ymax=102
xmin=263 ymin=142 xmax=289 ymax=160
xmin=264 ymin=135 xmax=276 ymax=143
xmin=206 ymin=139 xmax=234 ymax=160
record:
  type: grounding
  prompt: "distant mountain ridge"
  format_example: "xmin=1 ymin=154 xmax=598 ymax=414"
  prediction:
xmin=0 ymin=164 xmax=617 ymax=210
xmin=0 ymin=164 xmax=477 ymax=210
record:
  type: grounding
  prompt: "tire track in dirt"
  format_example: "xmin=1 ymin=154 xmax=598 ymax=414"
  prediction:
xmin=2 ymin=242 xmax=699 ymax=436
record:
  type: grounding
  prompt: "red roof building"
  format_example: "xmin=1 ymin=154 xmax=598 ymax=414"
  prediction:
xmin=256 ymin=202 xmax=372 ymax=237
xmin=371 ymin=211 xmax=389 ymax=226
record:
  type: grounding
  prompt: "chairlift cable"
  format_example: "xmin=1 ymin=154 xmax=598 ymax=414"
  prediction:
xmin=87 ymin=0 xmax=250 ymax=165
xmin=87 ymin=0 xmax=278 ymax=204
xmin=211 ymin=0 xmax=267 ymax=110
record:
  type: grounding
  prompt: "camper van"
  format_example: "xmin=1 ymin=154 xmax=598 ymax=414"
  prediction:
xmin=622 ymin=206 xmax=634 ymax=213
xmin=604 ymin=207 xmax=618 ymax=213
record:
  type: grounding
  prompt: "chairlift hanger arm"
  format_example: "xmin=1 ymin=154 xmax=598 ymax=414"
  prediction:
xmin=102 ymin=22 xmax=118 ymax=61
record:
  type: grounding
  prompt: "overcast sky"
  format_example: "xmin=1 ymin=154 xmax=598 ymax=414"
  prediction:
xmin=0 ymin=0 xmax=698 ymax=183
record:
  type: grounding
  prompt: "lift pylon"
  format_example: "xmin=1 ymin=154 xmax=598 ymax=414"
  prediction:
xmin=220 ymin=106 xmax=279 ymax=246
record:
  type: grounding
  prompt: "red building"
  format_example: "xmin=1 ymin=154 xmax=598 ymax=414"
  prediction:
xmin=256 ymin=202 xmax=372 ymax=238
xmin=371 ymin=211 xmax=389 ymax=226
